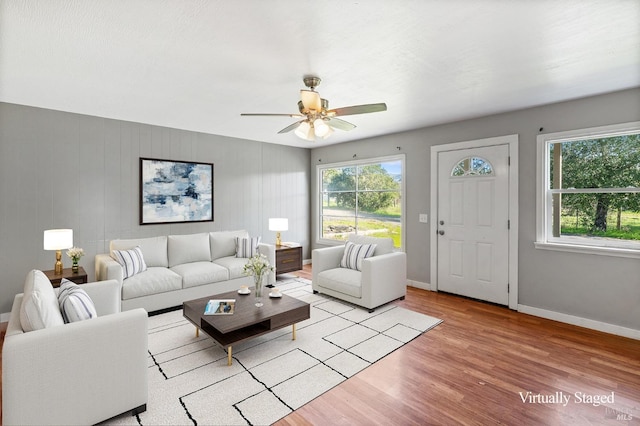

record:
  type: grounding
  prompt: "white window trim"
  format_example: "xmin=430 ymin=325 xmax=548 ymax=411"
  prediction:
xmin=316 ymin=154 xmax=406 ymax=251
xmin=535 ymin=121 xmax=640 ymax=259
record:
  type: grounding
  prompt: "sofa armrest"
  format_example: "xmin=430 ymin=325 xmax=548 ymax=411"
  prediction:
xmin=361 ymin=251 xmax=407 ymax=306
xmin=312 ymin=245 xmax=345 ymax=287
xmin=81 ymin=279 xmax=122 ymax=315
xmin=2 ymin=308 xmax=148 ymax=426
xmin=258 ymin=243 xmax=276 ymax=285
xmin=95 ymin=253 xmax=124 ymax=284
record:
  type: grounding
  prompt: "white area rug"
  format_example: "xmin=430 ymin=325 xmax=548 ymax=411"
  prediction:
xmin=105 ymin=278 xmax=442 ymax=426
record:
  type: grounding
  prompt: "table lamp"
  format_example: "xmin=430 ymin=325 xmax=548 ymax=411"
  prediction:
xmin=44 ymin=229 xmax=73 ymax=274
xmin=269 ymin=218 xmax=288 ymax=247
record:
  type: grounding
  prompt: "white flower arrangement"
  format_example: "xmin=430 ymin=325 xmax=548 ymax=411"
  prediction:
xmin=243 ymin=253 xmax=274 ymax=279
xmin=66 ymin=247 xmax=85 ymax=262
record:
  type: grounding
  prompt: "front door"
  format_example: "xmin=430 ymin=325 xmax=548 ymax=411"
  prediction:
xmin=436 ymin=144 xmax=510 ymax=305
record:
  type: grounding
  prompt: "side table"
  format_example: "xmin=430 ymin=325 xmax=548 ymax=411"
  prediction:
xmin=43 ymin=266 xmax=88 ymax=288
xmin=275 ymin=243 xmax=303 ymax=275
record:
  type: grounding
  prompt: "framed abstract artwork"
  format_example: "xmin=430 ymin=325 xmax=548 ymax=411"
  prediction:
xmin=140 ymin=157 xmax=214 ymax=225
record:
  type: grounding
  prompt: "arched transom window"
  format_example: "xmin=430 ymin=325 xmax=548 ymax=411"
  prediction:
xmin=451 ymin=156 xmax=494 ymax=177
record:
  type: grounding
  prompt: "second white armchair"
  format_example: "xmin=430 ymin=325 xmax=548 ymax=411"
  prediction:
xmin=312 ymin=235 xmax=407 ymax=312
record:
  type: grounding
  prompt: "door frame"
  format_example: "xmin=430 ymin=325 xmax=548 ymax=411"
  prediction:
xmin=430 ymin=134 xmax=519 ymax=309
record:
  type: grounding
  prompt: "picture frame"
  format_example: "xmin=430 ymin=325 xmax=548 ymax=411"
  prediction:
xmin=140 ymin=157 xmax=214 ymax=225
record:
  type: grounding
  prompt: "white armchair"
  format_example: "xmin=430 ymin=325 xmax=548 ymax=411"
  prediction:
xmin=312 ymin=235 xmax=407 ymax=312
xmin=2 ymin=279 xmax=148 ymax=426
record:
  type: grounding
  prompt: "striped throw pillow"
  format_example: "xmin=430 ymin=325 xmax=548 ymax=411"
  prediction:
xmin=112 ymin=246 xmax=147 ymax=278
xmin=58 ymin=279 xmax=98 ymax=323
xmin=235 ymin=236 xmax=261 ymax=258
xmin=340 ymin=241 xmax=377 ymax=271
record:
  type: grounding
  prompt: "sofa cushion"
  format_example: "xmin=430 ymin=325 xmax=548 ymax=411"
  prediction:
xmin=113 ymin=247 xmax=147 ymax=278
xmin=168 ymin=233 xmax=211 ymax=267
xmin=171 ymin=262 xmax=229 ymax=288
xmin=210 ymin=230 xmax=248 ymax=260
xmin=317 ymin=267 xmax=362 ymax=298
xmin=235 ymin=236 xmax=261 ymax=258
xmin=340 ymin=241 xmax=377 ymax=271
xmin=348 ymin=235 xmax=394 ymax=255
xmin=20 ymin=269 xmax=65 ymax=332
xmin=213 ymin=256 xmax=252 ymax=280
xmin=58 ymin=279 xmax=98 ymax=323
xmin=111 ymin=236 xmax=168 ymax=267
xmin=121 ymin=267 xmax=183 ymax=300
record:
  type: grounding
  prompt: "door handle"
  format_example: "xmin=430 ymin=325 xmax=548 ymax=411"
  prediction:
xmin=438 ymin=230 xmax=445 ymax=236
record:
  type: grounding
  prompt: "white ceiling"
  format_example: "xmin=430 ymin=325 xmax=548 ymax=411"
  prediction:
xmin=1 ymin=0 xmax=639 ymax=148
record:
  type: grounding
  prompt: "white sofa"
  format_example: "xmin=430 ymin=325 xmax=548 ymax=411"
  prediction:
xmin=95 ymin=230 xmax=276 ymax=312
xmin=2 ymin=278 xmax=148 ymax=426
xmin=312 ymin=235 xmax=407 ymax=312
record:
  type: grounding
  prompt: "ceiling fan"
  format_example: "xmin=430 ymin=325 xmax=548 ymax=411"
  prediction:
xmin=240 ymin=76 xmax=387 ymax=141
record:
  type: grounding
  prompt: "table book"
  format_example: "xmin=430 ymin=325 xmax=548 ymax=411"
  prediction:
xmin=204 ymin=299 xmax=236 ymax=315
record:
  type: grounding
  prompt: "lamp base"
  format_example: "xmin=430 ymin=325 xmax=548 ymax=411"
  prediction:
xmin=54 ymin=250 xmax=63 ymax=274
xmin=276 ymin=232 xmax=282 ymax=247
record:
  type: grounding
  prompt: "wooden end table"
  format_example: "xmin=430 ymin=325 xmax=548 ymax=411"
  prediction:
xmin=275 ymin=243 xmax=303 ymax=275
xmin=43 ymin=266 xmax=88 ymax=288
xmin=183 ymin=288 xmax=310 ymax=366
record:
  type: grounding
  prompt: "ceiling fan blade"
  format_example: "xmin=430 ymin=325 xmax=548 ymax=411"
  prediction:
xmin=300 ymin=90 xmax=321 ymax=112
xmin=328 ymin=103 xmax=387 ymax=117
xmin=278 ymin=120 xmax=305 ymax=134
xmin=327 ymin=117 xmax=356 ymax=131
xmin=241 ymin=113 xmax=303 ymax=117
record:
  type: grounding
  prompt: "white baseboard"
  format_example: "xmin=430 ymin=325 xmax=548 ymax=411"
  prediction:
xmin=407 ymin=280 xmax=431 ymax=291
xmin=303 ymin=259 xmax=311 ymax=265
xmin=518 ymin=304 xmax=640 ymax=340
xmin=1 ymin=311 xmax=10 ymax=323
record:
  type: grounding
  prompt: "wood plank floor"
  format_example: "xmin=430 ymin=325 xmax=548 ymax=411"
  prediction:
xmin=277 ymin=266 xmax=640 ymax=425
xmin=2 ymin=266 xmax=639 ymax=425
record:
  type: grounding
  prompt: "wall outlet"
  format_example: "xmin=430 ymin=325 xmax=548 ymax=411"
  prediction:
xmin=419 ymin=213 xmax=428 ymax=223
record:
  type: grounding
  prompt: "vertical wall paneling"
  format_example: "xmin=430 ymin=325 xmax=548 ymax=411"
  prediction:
xmin=0 ymin=103 xmax=311 ymax=314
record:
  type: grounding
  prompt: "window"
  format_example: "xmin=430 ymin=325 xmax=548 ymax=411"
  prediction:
xmin=318 ymin=155 xmax=404 ymax=249
xmin=536 ymin=122 xmax=640 ymax=257
xmin=451 ymin=156 xmax=494 ymax=177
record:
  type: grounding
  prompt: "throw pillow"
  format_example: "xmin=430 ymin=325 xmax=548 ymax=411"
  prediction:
xmin=20 ymin=269 xmax=65 ymax=332
xmin=112 ymin=246 xmax=147 ymax=278
xmin=235 ymin=236 xmax=261 ymax=258
xmin=58 ymin=279 xmax=98 ymax=323
xmin=340 ymin=241 xmax=377 ymax=271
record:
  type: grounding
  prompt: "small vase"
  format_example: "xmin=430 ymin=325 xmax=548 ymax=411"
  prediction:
xmin=254 ymin=274 xmax=264 ymax=307
xmin=72 ymin=259 xmax=79 ymax=273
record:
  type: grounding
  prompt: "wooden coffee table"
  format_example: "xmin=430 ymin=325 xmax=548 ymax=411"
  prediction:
xmin=183 ymin=288 xmax=310 ymax=366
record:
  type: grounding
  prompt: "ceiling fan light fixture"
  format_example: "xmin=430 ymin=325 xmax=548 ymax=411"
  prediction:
xmin=313 ymin=118 xmax=331 ymax=137
xmin=295 ymin=120 xmax=315 ymax=141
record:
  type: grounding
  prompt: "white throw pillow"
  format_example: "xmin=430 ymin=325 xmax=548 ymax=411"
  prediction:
xmin=20 ymin=269 xmax=64 ymax=332
xmin=58 ymin=279 xmax=98 ymax=323
xmin=340 ymin=241 xmax=377 ymax=271
xmin=112 ymin=246 xmax=147 ymax=278
xmin=235 ymin=236 xmax=261 ymax=258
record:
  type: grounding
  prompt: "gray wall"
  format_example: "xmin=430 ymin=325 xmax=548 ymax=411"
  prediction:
xmin=0 ymin=103 xmax=311 ymax=315
xmin=311 ymin=88 xmax=640 ymax=331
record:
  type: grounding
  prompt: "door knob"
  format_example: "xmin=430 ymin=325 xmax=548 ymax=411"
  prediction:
xmin=438 ymin=230 xmax=445 ymax=235
xmin=439 ymin=220 xmax=444 ymax=225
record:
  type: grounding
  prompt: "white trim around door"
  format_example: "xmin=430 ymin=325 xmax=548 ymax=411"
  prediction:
xmin=430 ymin=134 xmax=519 ymax=310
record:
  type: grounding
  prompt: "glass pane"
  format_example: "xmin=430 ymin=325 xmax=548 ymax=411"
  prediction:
xmin=550 ymin=134 xmax=640 ymax=189
xmin=321 ymin=215 xmax=355 ymax=242
xmin=322 ymin=166 xmax=356 ymax=192
xmin=451 ymin=156 xmax=493 ymax=177
xmin=322 ymin=191 xmax=355 ymax=214
xmin=552 ymin=192 xmax=640 ymax=241
xmin=357 ymin=161 xmax=402 ymax=190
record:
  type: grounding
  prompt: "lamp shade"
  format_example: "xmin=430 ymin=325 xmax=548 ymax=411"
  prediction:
xmin=268 ymin=218 xmax=289 ymax=232
xmin=294 ymin=121 xmax=315 ymax=141
xmin=43 ymin=229 xmax=73 ymax=250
